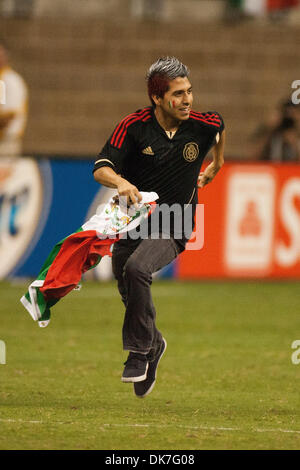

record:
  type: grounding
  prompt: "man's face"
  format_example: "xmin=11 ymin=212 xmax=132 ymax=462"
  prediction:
xmin=154 ymin=76 xmax=193 ymax=122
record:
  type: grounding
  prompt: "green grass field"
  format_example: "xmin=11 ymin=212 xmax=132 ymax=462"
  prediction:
xmin=1 ymin=279 xmax=300 ymax=450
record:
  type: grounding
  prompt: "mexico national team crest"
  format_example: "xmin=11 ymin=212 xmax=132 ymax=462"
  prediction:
xmin=183 ymin=142 xmax=199 ymax=162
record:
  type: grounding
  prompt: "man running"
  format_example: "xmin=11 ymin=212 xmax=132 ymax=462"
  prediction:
xmin=93 ymin=56 xmax=225 ymax=397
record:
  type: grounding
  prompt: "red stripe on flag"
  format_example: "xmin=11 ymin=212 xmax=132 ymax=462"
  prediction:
xmin=40 ymin=231 xmax=116 ymax=301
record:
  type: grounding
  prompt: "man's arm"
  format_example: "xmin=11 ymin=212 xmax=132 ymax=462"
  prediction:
xmin=198 ymin=129 xmax=225 ymax=188
xmin=93 ymin=166 xmax=142 ymax=207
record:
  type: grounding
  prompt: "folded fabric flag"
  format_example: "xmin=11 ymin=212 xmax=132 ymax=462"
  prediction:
xmin=20 ymin=191 xmax=158 ymax=328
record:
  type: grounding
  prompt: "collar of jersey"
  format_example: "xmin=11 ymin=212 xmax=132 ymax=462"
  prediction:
xmin=151 ymin=106 xmax=188 ymax=140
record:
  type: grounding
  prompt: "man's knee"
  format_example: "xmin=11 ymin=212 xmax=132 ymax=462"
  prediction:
xmin=123 ymin=257 xmax=151 ymax=284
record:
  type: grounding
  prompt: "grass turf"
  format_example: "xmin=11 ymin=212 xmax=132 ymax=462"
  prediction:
xmin=0 ymin=279 xmax=300 ymax=450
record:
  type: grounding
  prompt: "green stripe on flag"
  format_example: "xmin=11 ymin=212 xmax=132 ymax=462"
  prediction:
xmin=37 ymin=227 xmax=83 ymax=281
xmin=23 ymin=227 xmax=84 ymax=322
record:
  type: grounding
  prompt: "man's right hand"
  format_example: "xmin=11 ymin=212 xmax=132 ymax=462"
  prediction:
xmin=93 ymin=167 xmax=142 ymax=207
xmin=117 ymin=178 xmax=142 ymax=207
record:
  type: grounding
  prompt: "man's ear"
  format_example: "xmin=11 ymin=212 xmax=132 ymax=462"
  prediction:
xmin=151 ymin=95 xmax=161 ymax=106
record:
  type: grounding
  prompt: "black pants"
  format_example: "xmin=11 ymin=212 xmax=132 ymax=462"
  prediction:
xmin=112 ymin=236 xmax=182 ymax=359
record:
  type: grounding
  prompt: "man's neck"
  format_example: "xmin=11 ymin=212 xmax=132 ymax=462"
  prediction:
xmin=154 ymin=107 xmax=181 ymax=133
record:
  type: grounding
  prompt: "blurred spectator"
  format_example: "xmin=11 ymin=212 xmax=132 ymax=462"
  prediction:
xmin=0 ymin=40 xmax=28 ymax=157
xmin=0 ymin=0 xmax=35 ymax=18
xmin=260 ymin=116 xmax=300 ymax=161
xmin=249 ymin=99 xmax=300 ymax=161
xmin=131 ymin=0 xmax=166 ymax=20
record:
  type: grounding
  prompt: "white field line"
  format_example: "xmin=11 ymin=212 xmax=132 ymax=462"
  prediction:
xmin=1 ymin=418 xmax=300 ymax=435
xmin=103 ymin=423 xmax=300 ymax=435
xmin=73 ymin=288 xmax=188 ymax=299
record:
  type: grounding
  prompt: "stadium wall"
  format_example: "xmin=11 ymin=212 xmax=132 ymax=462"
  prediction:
xmin=0 ymin=17 xmax=300 ymax=159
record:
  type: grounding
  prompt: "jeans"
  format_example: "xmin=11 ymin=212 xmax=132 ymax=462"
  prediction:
xmin=112 ymin=236 xmax=181 ymax=359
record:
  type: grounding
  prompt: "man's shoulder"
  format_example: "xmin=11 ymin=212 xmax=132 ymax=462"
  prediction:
xmin=109 ymin=107 xmax=152 ymax=149
xmin=117 ymin=107 xmax=153 ymax=127
xmin=189 ymin=110 xmax=224 ymax=130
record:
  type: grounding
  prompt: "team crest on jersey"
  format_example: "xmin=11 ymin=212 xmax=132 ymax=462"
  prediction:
xmin=183 ymin=142 xmax=199 ymax=162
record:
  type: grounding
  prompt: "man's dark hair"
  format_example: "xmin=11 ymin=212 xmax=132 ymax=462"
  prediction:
xmin=146 ymin=56 xmax=190 ymax=106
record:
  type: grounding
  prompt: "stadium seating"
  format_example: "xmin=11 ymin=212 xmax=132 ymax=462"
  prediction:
xmin=0 ymin=15 xmax=299 ymax=158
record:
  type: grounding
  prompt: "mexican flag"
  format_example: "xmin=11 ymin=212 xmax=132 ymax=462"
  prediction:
xmin=20 ymin=192 xmax=158 ymax=328
xmin=229 ymin=0 xmax=299 ymax=15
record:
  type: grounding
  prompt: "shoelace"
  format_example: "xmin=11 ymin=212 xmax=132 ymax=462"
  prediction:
xmin=124 ymin=352 xmax=147 ymax=367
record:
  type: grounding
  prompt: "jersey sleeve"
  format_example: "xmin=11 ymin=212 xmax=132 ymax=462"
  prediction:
xmin=216 ymin=112 xmax=225 ymax=133
xmin=190 ymin=110 xmax=225 ymax=141
xmin=206 ymin=111 xmax=225 ymax=146
xmin=207 ymin=111 xmax=225 ymax=134
xmin=93 ymin=121 xmax=135 ymax=174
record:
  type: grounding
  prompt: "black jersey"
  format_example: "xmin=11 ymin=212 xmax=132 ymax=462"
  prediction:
xmin=93 ymin=106 xmax=224 ymax=246
xmin=93 ymin=106 xmax=224 ymax=206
